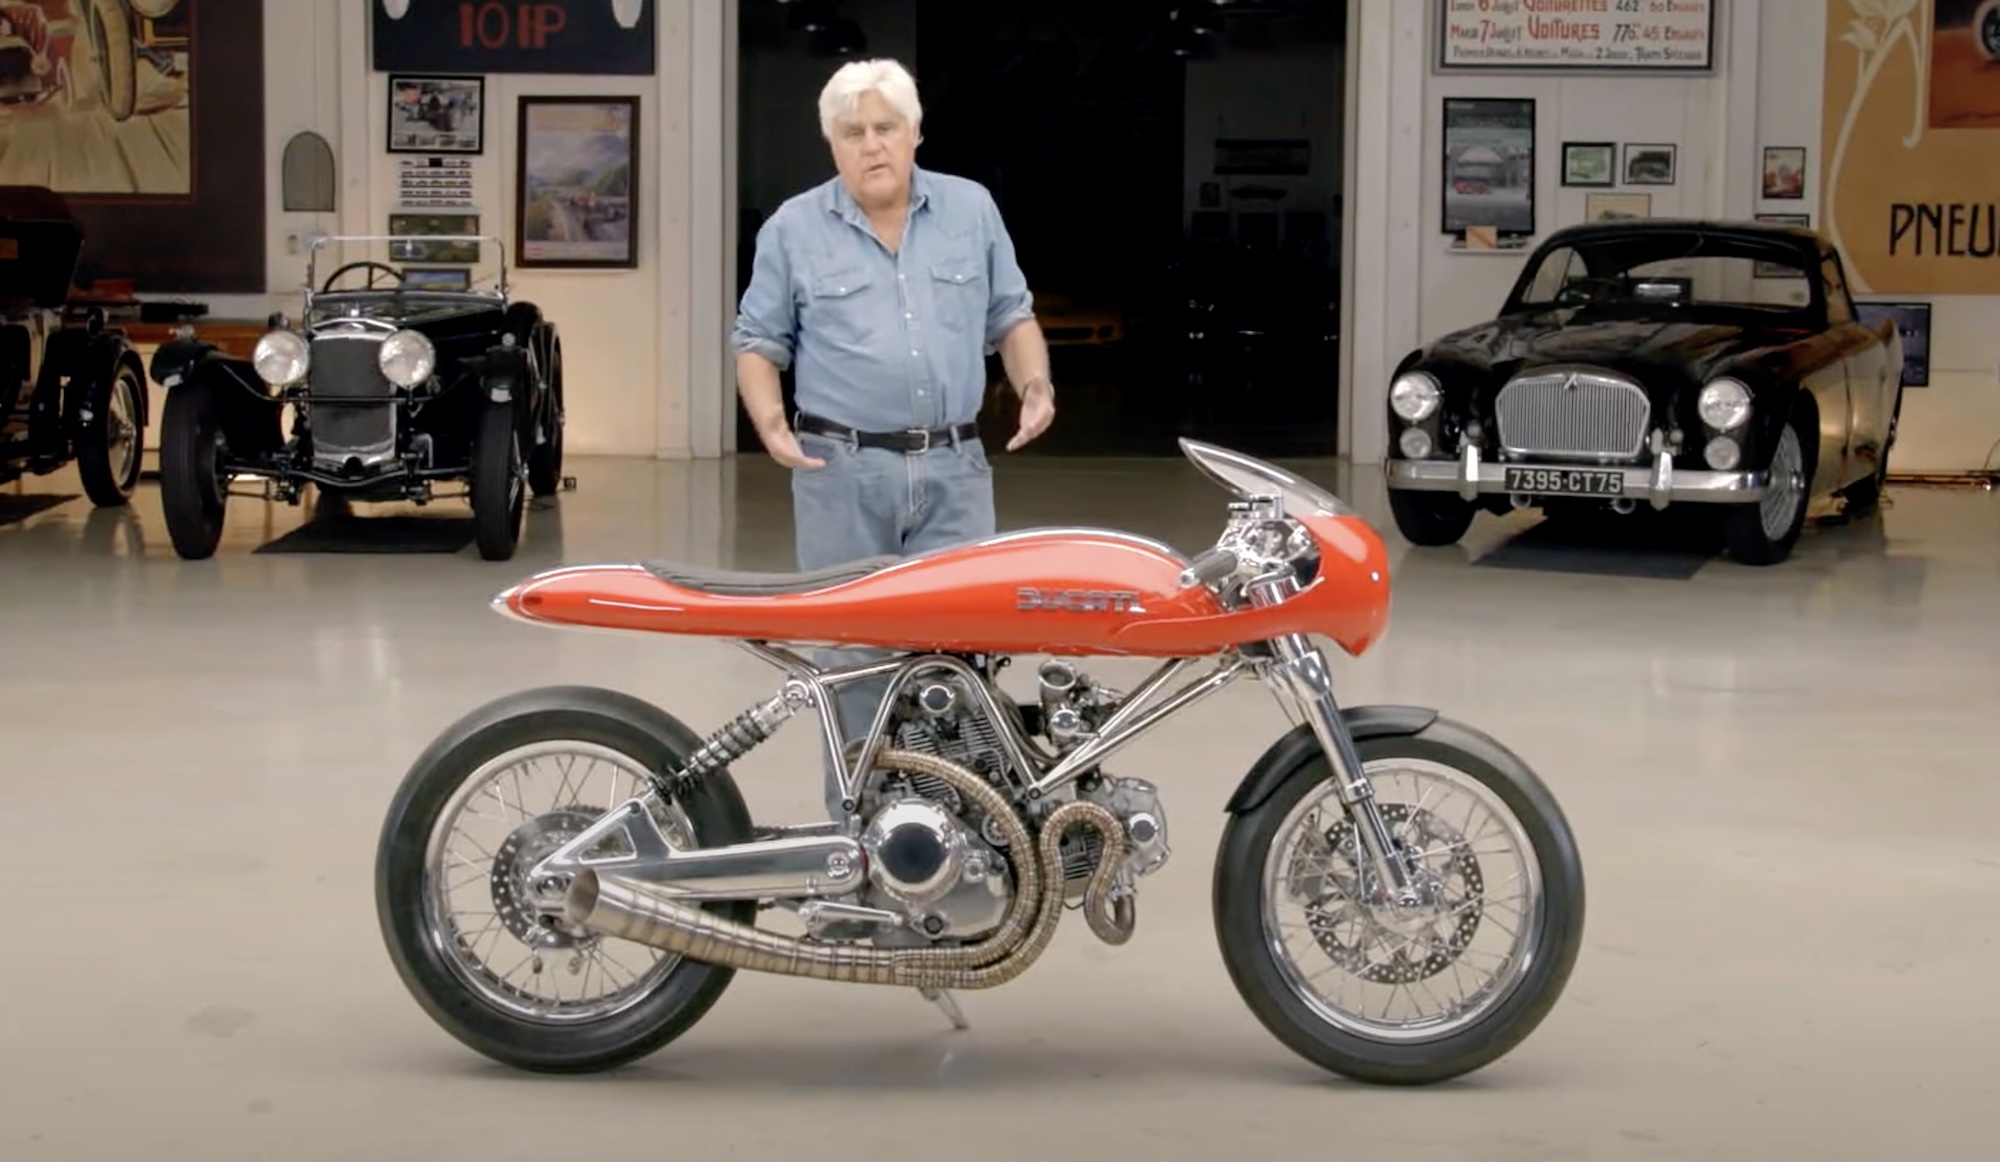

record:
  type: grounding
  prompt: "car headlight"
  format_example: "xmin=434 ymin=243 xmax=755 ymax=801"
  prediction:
xmin=1697 ymin=378 xmax=1751 ymax=431
xmin=1389 ymin=372 xmax=1441 ymax=422
xmin=252 ymin=330 xmax=309 ymax=386
xmin=378 ymin=330 xmax=436 ymax=387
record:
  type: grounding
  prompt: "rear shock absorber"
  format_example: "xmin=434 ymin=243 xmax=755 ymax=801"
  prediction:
xmin=660 ymin=685 xmax=804 ymax=793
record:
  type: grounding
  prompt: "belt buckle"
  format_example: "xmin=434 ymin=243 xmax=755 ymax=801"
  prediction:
xmin=904 ymin=427 xmax=932 ymax=454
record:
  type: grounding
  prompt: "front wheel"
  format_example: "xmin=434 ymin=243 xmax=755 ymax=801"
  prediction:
xmin=1387 ymin=487 xmax=1477 ymax=547
xmin=374 ymin=685 xmax=757 ymax=1072
xmin=1212 ymin=719 xmax=1586 ymax=1086
xmin=470 ymin=404 xmax=525 ymax=560
xmin=158 ymin=377 xmax=228 ymax=559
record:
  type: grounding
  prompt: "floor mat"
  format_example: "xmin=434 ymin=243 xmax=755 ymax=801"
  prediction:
xmin=1473 ymin=517 xmax=1717 ymax=580
xmin=0 ymin=493 xmax=76 ymax=528
xmin=254 ymin=514 xmax=478 ymax=555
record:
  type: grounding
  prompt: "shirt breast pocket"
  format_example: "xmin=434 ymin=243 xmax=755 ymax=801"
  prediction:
xmin=804 ymin=269 xmax=876 ymax=349
xmin=927 ymin=256 xmax=987 ymax=337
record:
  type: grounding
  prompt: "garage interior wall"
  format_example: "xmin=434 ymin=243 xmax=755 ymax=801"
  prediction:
xmin=194 ymin=0 xmax=726 ymax=462
xmin=1348 ymin=0 xmax=1999 ymax=474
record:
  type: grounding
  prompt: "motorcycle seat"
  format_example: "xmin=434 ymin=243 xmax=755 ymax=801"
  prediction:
xmin=641 ymin=555 xmax=900 ymax=598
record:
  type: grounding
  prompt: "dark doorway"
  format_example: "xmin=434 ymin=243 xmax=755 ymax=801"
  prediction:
xmin=734 ymin=0 xmax=1347 ymax=459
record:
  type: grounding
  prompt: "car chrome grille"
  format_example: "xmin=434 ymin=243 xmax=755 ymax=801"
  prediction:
xmin=1495 ymin=370 xmax=1650 ymax=459
xmin=306 ymin=333 xmax=397 ymax=462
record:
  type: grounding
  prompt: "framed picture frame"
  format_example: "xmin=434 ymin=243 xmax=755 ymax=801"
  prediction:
xmin=1584 ymin=192 xmax=1651 ymax=222
xmin=1561 ymin=142 xmax=1616 ymax=187
xmin=1762 ymin=146 xmax=1807 ymax=199
xmin=388 ymin=211 xmax=481 ymax=265
xmin=387 ymin=74 xmax=485 ymax=155
xmin=1855 ymin=301 xmax=1933 ymax=387
xmin=1441 ymin=96 xmax=1536 ymax=242
xmin=515 ymin=95 xmax=641 ymax=270
xmin=1753 ymin=213 xmax=1812 ymax=277
xmin=1622 ymin=143 xmax=1677 ymax=185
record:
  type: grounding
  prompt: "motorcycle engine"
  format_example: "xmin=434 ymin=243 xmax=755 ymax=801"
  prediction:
xmin=841 ymin=666 xmax=1174 ymax=944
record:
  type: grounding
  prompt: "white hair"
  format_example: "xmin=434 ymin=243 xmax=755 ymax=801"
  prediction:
xmin=817 ymin=58 xmax=923 ymax=140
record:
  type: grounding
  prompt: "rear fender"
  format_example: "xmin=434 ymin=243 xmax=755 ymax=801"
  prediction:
xmin=1222 ymin=705 xmax=1440 ymax=815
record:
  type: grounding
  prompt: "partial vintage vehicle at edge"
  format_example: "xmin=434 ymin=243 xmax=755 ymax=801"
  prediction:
xmin=1381 ymin=218 xmax=1903 ymax=566
xmin=151 ymin=233 xmax=567 ymax=561
xmin=0 ymin=184 xmax=147 ymax=509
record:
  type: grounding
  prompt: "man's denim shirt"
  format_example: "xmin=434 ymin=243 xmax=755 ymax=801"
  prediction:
xmin=730 ymin=166 xmax=1035 ymax=435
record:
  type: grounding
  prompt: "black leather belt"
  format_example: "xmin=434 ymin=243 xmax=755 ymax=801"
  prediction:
xmin=795 ymin=411 xmax=979 ymax=454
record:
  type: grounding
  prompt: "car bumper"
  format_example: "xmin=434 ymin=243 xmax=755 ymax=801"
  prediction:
xmin=1384 ymin=446 xmax=1768 ymax=508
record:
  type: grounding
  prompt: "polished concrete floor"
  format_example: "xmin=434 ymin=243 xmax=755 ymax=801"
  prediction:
xmin=3 ymin=450 xmax=1997 ymax=1161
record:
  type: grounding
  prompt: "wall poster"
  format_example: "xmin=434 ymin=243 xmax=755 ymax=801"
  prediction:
xmin=1441 ymin=96 xmax=1535 ymax=245
xmin=1820 ymin=0 xmax=2000 ymax=294
xmin=371 ymin=0 xmax=656 ymax=76
xmin=1434 ymin=0 xmax=1715 ymax=71
xmin=515 ymin=95 xmax=637 ymax=269
xmin=0 ymin=0 xmax=266 ymax=293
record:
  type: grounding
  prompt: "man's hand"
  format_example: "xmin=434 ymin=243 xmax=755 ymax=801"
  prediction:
xmin=1006 ymin=378 xmax=1055 ymax=451
xmin=758 ymin=423 xmax=826 ymax=469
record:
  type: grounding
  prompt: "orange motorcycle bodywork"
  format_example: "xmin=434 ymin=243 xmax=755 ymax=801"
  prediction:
xmin=497 ymin=515 xmax=1392 ymax=660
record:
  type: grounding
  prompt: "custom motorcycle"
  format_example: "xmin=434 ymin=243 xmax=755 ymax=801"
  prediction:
xmin=373 ymin=438 xmax=1586 ymax=1086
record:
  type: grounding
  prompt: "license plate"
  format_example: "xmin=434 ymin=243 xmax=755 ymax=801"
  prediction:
xmin=1502 ymin=467 xmax=1626 ymax=496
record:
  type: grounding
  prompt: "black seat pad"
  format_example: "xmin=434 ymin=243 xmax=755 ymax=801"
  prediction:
xmin=641 ymin=555 xmax=900 ymax=597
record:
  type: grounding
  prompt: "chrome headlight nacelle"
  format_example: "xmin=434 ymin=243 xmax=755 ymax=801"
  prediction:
xmin=1389 ymin=371 xmax=1442 ymax=423
xmin=1697 ymin=377 xmax=1751 ymax=432
xmin=378 ymin=330 xmax=437 ymax=388
xmin=252 ymin=330 xmax=309 ymax=387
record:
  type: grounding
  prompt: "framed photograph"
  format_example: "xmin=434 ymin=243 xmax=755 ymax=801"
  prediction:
xmin=1584 ymin=192 xmax=1651 ymax=222
xmin=388 ymin=212 xmax=481 ymax=265
xmin=1762 ymin=146 xmax=1806 ymax=199
xmin=1441 ymin=97 xmax=1536 ymax=240
xmin=1622 ymin=143 xmax=1677 ymax=185
xmin=1753 ymin=213 xmax=1812 ymax=277
xmin=516 ymin=96 xmax=640 ymax=270
xmin=1856 ymin=301 xmax=1933 ymax=387
xmin=1561 ymin=142 xmax=1616 ymax=187
xmin=387 ymin=74 xmax=485 ymax=155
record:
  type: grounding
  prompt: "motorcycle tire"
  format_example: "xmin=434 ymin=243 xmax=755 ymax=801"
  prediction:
xmin=1211 ymin=718 xmax=1586 ymax=1086
xmin=374 ymin=685 xmax=757 ymax=1073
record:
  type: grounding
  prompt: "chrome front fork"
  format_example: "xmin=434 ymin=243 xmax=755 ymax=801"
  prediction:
xmin=1247 ymin=576 xmax=1422 ymax=906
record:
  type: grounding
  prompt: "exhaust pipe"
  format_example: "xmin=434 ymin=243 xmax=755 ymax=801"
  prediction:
xmin=1611 ymin=498 xmax=1636 ymax=515
xmin=564 ymin=749 xmax=1132 ymax=987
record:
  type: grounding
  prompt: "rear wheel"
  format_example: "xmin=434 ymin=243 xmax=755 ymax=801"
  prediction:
xmin=158 ymin=378 xmax=228 ymax=559
xmin=471 ymin=405 xmax=524 ymax=560
xmin=1213 ymin=720 xmax=1586 ymax=1086
xmin=74 ymin=358 xmax=143 ymax=507
xmin=87 ymin=0 xmax=135 ymax=122
xmin=375 ymin=685 xmax=757 ymax=1072
xmin=1387 ymin=488 xmax=1477 ymax=547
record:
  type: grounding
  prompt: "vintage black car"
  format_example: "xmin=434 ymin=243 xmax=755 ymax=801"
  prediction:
xmin=1382 ymin=218 xmax=1904 ymax=566
xmin=0 ymin=184 xmax=148 ymax=509
xmin=151 ymin=234 xmax=567 ymax=561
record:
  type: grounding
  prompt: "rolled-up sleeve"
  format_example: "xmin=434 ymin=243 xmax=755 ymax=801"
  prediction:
xmin=980 ymin=191 xmax=1035 ymax=352
xmin=730 ymin=217 xmax=797 ymax=370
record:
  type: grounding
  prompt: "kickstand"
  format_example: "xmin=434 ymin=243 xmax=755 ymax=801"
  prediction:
xmin=920 ymin=987 xmax=970 ymax=1031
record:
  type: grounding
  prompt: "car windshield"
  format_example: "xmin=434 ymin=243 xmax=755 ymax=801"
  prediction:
xmin=305 ymin=232 xmax=509 ymax=308
xmin=1511 ymin=229 xmax=1814 ymax=316
xmin=1178 ymin=438 xmax=1354 ymax=520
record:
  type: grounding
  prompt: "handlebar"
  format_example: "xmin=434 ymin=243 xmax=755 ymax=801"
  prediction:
xmin=1178 ymin=548 xmax=1240 ymax=589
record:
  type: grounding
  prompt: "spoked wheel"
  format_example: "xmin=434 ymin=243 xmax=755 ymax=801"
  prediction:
xmin=374 ymin=686 xmax=756 ymax=1072
xmin=87 ymin=0 xmax=136 ymax=122
xmin=75 ymin=359 xmax=144 ymax=507
xmin=1980 ymin=0 xmax=2000 ymax=62
xmin=1722 ymin=412 xmax=1813 ymax=566
xmin=1213 ymin=721 xmax=1585 ymax=1086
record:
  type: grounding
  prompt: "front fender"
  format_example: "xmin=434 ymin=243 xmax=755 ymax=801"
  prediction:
xmin=1222 ymin=705 xmax=1440 ymax=815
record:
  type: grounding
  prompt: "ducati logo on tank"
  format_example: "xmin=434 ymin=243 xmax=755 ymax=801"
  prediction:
xmin=1016 ymin=587 xmax=1147 ymax=614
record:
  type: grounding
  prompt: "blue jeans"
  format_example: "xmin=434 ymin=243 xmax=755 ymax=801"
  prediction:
xmin=791 ymin=428 xmax=998 ymax=818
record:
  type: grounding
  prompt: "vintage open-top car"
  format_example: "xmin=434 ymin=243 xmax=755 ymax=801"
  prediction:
xmin=1381 ymin=218 xmax=1905 ymax=565
xmin=0 ymin=183 xmax=147 ymax=508
xmin=151 ymin=233 xmax=567 ymax=561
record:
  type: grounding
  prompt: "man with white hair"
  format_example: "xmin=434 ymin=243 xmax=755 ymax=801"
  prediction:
xmin=730 ymin=58 xmax=1054 ymax=812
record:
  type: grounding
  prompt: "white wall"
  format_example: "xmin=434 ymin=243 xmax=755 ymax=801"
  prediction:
xmin=1354 ymin=0 xmax=1999 ymax=473
xmin=148 ymin=0 xmax=723 ymax=462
